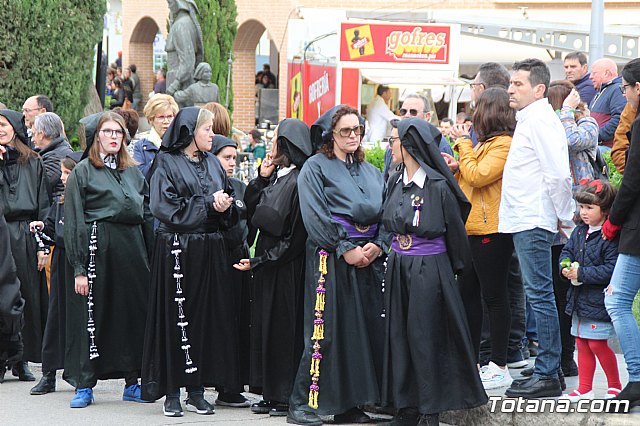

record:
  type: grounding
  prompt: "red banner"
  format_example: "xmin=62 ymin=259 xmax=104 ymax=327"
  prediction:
xmin=340 ymin=22 xmax=451 ymax=64
xmin=287 ymin=62 xmax=337 ymax=125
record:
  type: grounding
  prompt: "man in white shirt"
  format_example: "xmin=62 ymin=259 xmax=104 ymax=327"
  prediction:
xmin=365 ymin=85 xmax=398 ymax=144
xmin=500 ymin=59 xmax=574 ymax=399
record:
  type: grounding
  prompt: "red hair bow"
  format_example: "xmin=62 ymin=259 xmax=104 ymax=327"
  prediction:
xmin=579 ymin=178 xmax=603 ymax=193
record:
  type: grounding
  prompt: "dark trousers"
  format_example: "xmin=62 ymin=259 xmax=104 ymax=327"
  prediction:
xmin=459 ymin=233 xmax=514 ymax=366
xmin=479 ymin=251 xmax=526 ymax=360
xmin=552 ymin=244 xmax=575 ymax=366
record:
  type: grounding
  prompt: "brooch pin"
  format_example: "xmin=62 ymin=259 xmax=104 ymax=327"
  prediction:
xmin=411 ymin=194 xmax=424 ymax=227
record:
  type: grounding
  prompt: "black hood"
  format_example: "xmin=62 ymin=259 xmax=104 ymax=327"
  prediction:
xmin=395 ymin=118 xmax=471 ymax=222
xmin=211 ymin=135 xmax=237 ymax=155
xmin=277 ymin=118 xmax=312 ymax=168
xmin=66 ymin=151 xmax=84 ymax=164
xmin=78 ymin=112 xmax=103 ymax=160
xmin=161 ymin=107 xmax=201 ymax=153
xmin=0 ymin=110 xmax=28 ymax=146
xmin=310 ymin=104 xmax=365 ymax=152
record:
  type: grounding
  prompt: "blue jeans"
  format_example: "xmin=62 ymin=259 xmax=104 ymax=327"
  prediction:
xmin=167 ymin=386 xmax=204 ymax=399
xmin=605 ymin=253 xmax=640 ymax=381
xmin=525 ymin=297 xmax=538 ymax=342
xmin=512 ymin=228 xmax=561 ymax=378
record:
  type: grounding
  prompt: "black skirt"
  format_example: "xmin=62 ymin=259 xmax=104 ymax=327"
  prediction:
xmin=382 ymin=251 xmax=488 ymax=414
xmin=41 ymin=246 xmax=67 ymax=372
xmin=142 ymin=231 xmax=241 ymax=401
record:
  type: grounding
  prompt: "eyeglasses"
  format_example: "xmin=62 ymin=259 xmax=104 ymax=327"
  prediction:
xmin=399 ymin=108 xmax=423 ymax=117
xmin=620 ymin=83 xmax=633 ymax=94
xmin=334 ymin=125 xmax=364 ymax=137
xmin=22 ymin=107 xmax=41 ymax=114
xmin=155 ymin=114 xmax=175 ymax=122
xmin=100 ymin=129 xmax=125 ymax=138
xmin=469 ymin=82 xmax=484 ymax=89
xmin=384 ymin=136 xmax=400 ymax=146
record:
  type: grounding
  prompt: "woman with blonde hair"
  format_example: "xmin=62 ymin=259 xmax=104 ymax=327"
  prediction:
xmin=133 ymin=94 xmax=179 ymax=178
xmin=64 ymin=111 xmax=153 ymax=408
xmin=202 ymin=102 xmax=231 ymax=136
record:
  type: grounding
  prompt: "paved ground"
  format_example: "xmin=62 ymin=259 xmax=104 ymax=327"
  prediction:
xmin=0 ymin=354 xmax=638 ymax=425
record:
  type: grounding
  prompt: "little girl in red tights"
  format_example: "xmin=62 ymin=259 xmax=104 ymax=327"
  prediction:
xmin=559 ymin=179 xmax=621 ymax=402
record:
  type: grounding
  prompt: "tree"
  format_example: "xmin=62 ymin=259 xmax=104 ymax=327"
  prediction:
xmin=194 ymin=0 xmax=238 ymax=114
xmin=0 ymin=0 xmax=105 ymax=138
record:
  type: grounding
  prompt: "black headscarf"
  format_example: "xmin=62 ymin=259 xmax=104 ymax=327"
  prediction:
xmin=211 ymin=135 xmax=237 ymax=155
xmin=0 ymin=110 xmax=28 ymax=146
xmin=66 ymin=152 xmax=84 ymax=164
xmin=310 ymin=104 xmax=366 ymax=152
xmin=78 ymin=112 xmax=103 ymax=160
xmin=277 ymin=118 xmax=312 ymax=168
xmin=161 ymin=107 xmax=201 ymax=153
xmin=395 ymin=118 xmax=471 ymax=222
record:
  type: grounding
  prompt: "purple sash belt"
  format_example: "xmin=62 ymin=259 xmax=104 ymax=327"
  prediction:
xmin=332 ymin=215 xmax=378 ymax=240
xmin=391 ymin=234 xmax=447 ymax=256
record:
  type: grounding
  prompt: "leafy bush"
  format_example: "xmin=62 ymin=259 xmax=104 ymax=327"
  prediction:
xmin=0 ymin=1 xmax=105 ymax=137
xmin=603 ymin=150 xmax=622 ymax=189
xmin=364 ymin=144 xmax=386 ymax=172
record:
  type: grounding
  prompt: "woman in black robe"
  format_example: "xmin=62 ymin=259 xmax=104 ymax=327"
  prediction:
xmin=381 ymin=119 xmax=487 ymax=426
xmin=64 ymin=112 xmax=153 ymax=408
xmin=28 ymin=152 xmax=82 ymax=395
xmin=213 ymin=134 xmax=252 ymax=408
xmin=234 ymin=119 xmax=312 ymax=416
xmin=0 ymin=208 xmax=25 ymax=383
xmin=287 ymin=105 xmax=388 ymax=425
xmin=0 ymin=109 xmax=50 ymax=382
xmin=141 ymin=107 xmax=239 ymax=417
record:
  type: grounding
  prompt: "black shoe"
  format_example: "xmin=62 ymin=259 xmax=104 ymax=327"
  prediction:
xmin=528 ymin=341 xmax=539 ymax=357
xmin=520 ymin=367 xmax=534 ymax=377
xmin=185 ymin=394 xmax=215 ymax=414
xmin=12 ymin=361 xmax=35 ymax=381
xmin=505 ymin=375 xmax=562 ymax=398
xmin=215 ymin=392 xmax=250 ymax=407
xmin=608 ymin=381 xmax=640 ymax=413
xmin=383 ymin=407 xmax=420 ymax=426
xmin=287 ymin=408 xmax=323 ymax=425
xmin=513 ymin=369 xmax=565 ymax=391
xmin=269 ymin=403 xmax=289 ymax=417
xmin=561 ymin=359 xmax=578 ymax=377
xmin=0 ymin=360 xmax=6 ymax=383
xmin=30 ymin=371 xmax=56 ymax=395
xmin=417 ymin=413 xmax=439 ymax=426
xmin=334 ymin=407 xmax=371 ymax=424
xmin=251 ymin=400 xmax=276 ymax=414
xmin=163 ymin=397 xmax=184 ymax=417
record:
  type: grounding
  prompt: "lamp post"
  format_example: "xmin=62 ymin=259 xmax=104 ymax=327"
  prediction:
xmin=225 ymin=51 xmax=233 ymax=108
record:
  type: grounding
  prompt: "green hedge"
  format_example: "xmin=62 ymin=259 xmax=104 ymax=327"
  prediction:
xmin=0 ymin=1 xmax=105 ymax=138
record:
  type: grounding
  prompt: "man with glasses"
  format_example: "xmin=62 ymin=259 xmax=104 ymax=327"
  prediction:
xmin=589 ymin=58 xmax=626 ymax=151
xmin=22 ymin=95 xmax=54 ymax=147
xmin=382 ymin=93 xmax=453 ymax=180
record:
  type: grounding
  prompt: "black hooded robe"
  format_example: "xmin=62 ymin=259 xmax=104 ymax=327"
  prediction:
xmin=0 ymin=139 xmax=50 ymax=364
xmin=380 ymin=119 xmax=487 ymax=414
xmin=141 ymin=108 xmax=240 ymax=400
xmin=63 ymin=159 xmax=153 ymax=389
xmin=288 ymin=153 xmax=387 ymax=415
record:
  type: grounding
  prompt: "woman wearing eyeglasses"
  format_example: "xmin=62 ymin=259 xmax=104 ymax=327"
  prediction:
xmin=287 ymin=105 xmax=387 ymax=425
xmin=64 ymin=111 xmax=154 ymax=408
xmin=132 ymin=94 xmax=179 ymax=180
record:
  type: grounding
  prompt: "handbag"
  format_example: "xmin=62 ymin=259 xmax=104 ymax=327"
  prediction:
xmin=587 ymin=148 xmax=609 ymax=181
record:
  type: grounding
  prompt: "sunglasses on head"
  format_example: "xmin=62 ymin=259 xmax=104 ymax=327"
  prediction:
xmin=334 ymin=125 xmax=365 ymax=137
xmin=399 ymin=108 xmax=423 ymax=117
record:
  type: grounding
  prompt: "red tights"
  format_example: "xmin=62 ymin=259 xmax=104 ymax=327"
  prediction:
xmin=576 ymin=337 xmax=622 ymax=394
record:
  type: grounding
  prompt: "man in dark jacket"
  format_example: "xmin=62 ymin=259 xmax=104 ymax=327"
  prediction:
xmin=589 ymin=58 xmax=626 ymax=149
xmin=564 ymin=52 xmax=596 ymax=104
xmin=32 ymin=112 xmax=73 ymax=198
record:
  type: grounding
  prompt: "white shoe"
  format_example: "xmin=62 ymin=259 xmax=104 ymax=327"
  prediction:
xmin=481 ymin=361 xmax=513 ymax=390
xmin=604 ymin=388 xmax=621 ymax=399
xmin=558 ymin=389 xmax=594 ymax=403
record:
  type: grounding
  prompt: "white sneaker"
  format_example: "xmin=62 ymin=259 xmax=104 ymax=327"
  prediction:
xmin=604 ymin=388 xmax=621 ymax=399
xmin=480 ymin=361 xmax=513 ymax=390
xmin=558 ymin=389 xmax=594 ymax=403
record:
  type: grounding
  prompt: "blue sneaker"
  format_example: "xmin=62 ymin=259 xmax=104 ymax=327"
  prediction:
xmin=70 ymin=388 xmax=94 ymax=408
xmin=123 ymin=383 xmax=152 ymax=403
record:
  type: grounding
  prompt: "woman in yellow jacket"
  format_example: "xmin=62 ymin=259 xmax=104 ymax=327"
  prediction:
xmin=444 ymin=87 xmax=515 ymax=391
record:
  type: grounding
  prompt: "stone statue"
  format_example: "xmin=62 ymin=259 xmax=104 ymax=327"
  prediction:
xmin=173 ymin=62 xmax=220 ymax=107
xmin=165 ymin=0 xmax=204 ymax=103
